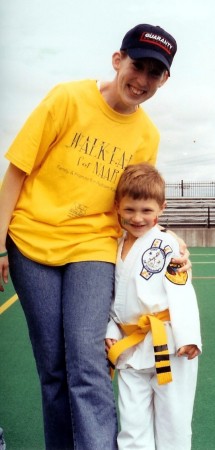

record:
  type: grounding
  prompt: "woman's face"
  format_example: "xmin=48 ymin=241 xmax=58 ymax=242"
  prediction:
xmin=112 ymin=53 xmax=168 ymax=112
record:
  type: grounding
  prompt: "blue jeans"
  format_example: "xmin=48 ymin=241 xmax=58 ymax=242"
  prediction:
xmin=7 ymin=236 xmax=118 ymax=450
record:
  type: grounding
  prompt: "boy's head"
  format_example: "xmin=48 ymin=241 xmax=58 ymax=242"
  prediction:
xmin=120 ymin=24 xmax=177 ymax=75
xmin=115 ymin=163 xmax=166 ymax=207
xmin=115 ymin=163 xmax=166 ymax=237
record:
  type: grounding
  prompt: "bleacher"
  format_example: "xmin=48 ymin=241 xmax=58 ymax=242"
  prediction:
xmin=159 ymin=198 xmax=215 ymax=229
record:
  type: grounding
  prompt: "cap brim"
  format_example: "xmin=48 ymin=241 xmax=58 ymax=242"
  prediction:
xmin=126 ymin=48 xmax=170 ymax=74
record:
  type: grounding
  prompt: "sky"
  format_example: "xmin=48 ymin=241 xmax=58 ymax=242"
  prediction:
xmin=0 ymin=0 xmax=215 ymax=182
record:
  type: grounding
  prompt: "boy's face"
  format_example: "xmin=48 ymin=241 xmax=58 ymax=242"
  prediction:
xmin=112 ymin=53 xmax=168 ymax=108
xmin=116 ymin=195 xmax=165 ymax=239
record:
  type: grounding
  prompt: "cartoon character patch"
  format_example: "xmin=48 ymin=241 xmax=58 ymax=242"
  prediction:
xmin=165 ymin=263 xmax=188 ymax=285
xmin=140 ymin=239 xmax=172 ymax=280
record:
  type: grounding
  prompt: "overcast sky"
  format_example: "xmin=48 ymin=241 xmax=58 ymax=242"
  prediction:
xmin=1 ymin=0 xmax=215 ymax=181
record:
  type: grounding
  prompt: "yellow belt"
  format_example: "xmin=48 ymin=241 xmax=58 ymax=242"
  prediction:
xmin=108 ymin=308 xmax=172 ymax=385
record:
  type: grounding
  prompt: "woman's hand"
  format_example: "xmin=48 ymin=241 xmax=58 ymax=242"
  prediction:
xmin=0 ymin=253 xmax=9 ymax=292
xmin=168 ymin=233 xmax=191 ymax=272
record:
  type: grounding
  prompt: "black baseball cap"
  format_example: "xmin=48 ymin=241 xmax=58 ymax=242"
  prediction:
xmin=120 ymin=24 xmax=177 ymax=74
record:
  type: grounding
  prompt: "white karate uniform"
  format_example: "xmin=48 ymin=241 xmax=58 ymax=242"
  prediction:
xmin=106 ymin=226 xmax=202 ymax=450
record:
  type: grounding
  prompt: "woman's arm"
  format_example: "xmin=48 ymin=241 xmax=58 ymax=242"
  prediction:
xmin=160 ymin=226 xmax=191 ymax=272
xmin=0 ymin=163 xmax=26 ymax=289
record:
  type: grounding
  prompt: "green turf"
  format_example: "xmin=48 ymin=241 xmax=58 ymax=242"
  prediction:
xmin=1 ymin=249 xmax=215 ymax=449
xmin=190 ymin=248 xmax=215 ymax=449
xmin=191 ymin=279 xmax=215 ymax=449
xmin=0 ymin=301 xmax=44 ymax=450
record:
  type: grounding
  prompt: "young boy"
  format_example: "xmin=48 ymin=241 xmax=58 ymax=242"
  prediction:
xmin=106 ymin=163 xmax=202 ymax=450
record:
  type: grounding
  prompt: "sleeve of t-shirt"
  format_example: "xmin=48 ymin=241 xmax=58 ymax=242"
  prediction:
xmin=5 ymin=84 xmax=70 ymax=174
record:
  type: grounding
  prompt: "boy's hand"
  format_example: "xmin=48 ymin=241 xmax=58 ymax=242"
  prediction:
xmin=177 ymin=344 xmax=200 ymax=360
xmin=105 ymin=338 xmax=117 ymax=354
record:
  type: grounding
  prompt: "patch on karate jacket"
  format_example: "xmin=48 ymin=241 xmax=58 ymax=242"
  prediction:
xmin=140 ymin=239 xmax=173 ymax=280
xmin=165 ymin=263 xmax=188 ymax=285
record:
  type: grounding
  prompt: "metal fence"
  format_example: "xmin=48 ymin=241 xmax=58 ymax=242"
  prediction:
xmin=165 ymin=181 xmax=215 ymax=198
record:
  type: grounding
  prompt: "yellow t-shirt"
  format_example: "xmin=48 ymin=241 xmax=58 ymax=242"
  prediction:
xmin=5 ymin=80 xmax=159 ymax=265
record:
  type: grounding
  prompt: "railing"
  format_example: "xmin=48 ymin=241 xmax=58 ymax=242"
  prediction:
xmin=159 ymin=198 xmax=215 ymax=229
xmin=165 ymin=181 xmax=215 ymax=198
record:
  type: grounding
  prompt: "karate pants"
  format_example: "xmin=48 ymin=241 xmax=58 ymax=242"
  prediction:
xmin=117 ymin=355 xmax=198 ymax=450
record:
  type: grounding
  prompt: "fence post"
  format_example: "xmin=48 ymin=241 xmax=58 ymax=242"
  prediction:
xmin=181 ymin=180 xmax=184 ymax=197
xmin=208 ymin=206 xmax=211 ymax=228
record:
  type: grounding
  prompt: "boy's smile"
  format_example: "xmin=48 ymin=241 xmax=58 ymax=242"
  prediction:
xmin=116 ymin=195 xmax=165 ymax=241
